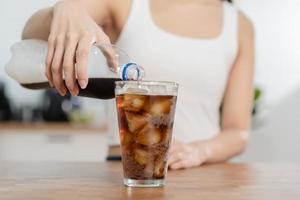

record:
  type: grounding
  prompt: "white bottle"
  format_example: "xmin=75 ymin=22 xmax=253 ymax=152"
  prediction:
xmin=5 ymin=39 xmax=144 ymax=99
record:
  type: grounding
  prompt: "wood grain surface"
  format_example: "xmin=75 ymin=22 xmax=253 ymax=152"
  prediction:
xmin=0 ymin=162 xmax=299 ymax=200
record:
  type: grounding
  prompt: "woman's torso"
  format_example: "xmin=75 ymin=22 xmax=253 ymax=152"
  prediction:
xmin=108 ymin=0 xmax=238 ymax=144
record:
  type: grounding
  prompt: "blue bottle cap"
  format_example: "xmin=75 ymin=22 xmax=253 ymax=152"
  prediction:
xmin=122 ymin=62 xmax=141 ymax=81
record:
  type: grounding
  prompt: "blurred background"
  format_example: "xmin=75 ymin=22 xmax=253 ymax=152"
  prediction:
xmin=0 ymin=0 xmax=299 ymax=162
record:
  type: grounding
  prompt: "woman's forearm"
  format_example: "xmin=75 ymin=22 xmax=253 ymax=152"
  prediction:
xmin=22 ymin=7 xmax=53 ymax=40
xmin=200 ymin=129 xmax=250 ymax=164
xmin=22 ymin=0 xmax=110 ymax=41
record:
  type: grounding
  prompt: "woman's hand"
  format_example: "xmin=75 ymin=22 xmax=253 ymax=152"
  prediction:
xmin=168 ymin=139 xmax=211 ymax=170
xmin=46 ymin=0 xmax=111 ymax=96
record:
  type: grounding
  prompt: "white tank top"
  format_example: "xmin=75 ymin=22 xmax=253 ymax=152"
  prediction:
xmin=108 ymin=0 xmax=238 ymax=145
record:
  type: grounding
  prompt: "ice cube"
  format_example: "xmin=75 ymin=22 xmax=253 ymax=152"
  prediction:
xmin=150 ymin=98 xmax=172 ymax=116
xmin=134 ymin=148 xmax=150 ymax=165
xmin=154 ymin=156 xmax=166 ymax=178
xmin=125 ymin=112 xmax=148 ymax=133
xmin=120 ymin=130 xmax=133 ymax=147
xmin=136 ymin=125 xmax=161 ymax=146
xmin=144 ymin=161 xmax=154 ymax=178
xmin=161 ymin=128 xmax=172 ymax=145
xmin=119 ymin=129 xmax=126 ymax=143
xmin=123 ymin=94 xmax=146 ymax=112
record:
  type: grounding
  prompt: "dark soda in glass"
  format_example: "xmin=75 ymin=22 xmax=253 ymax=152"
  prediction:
xmin=115 ymin=81 xmax=178 ymax=187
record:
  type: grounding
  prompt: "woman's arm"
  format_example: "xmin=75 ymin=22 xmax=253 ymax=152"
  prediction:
xmin=204 ymin=12 xmax=254 ymax=163
xmin=21 ymin=0 xmax=114 ymax=96
xmin=169 ymin=12 xmax=254 ymax=169
xmin=22 ymin=8 xmax=53 ymax=40
xmin=22 ymin=0 xmax=111 ymax=40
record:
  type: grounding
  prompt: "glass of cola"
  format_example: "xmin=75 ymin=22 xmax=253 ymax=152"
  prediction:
xmin=115 ymin=81 xmax=178 ymax=187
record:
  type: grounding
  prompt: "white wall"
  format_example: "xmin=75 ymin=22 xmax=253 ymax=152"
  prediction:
xmin=0 ymin=0 xmax=56 ymax=106
xmin=234 ymin=0 xmax=300 ymax=162
xmin=0 ymin=0 xmax=107 ymax=126
xmin=236 ymin=87 xmax=300 ymax=162
xmin=237 ymin=0 xmax=300 ymax=105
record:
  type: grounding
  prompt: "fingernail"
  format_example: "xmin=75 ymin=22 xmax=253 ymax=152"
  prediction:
xmin=60 ymin=88 xmax=67 ymax=96
xmin=79 ymin=80 xmax=87 ymax=89
xmin=71 ymin=90 xmax=78 ymax=96
xmin=49 ymin=82 xmax=54 ymax=88
xmin=60 ymin=91 xmax=66 ymax=96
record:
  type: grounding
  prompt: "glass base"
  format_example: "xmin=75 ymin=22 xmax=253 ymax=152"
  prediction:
xmin=123 ymin=178 xmax=165 ymax=187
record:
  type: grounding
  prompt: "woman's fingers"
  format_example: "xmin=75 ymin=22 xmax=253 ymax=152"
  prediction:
xmin=46 ymin=27 xmax=113 ymax=95
xmin=100 ymin=44 xmax=118 ymax=71
xmin=76 ymin=33 xmax=92 ymax=89
xmin=169 ymin=148 xmax=192 ymax=169
xmin=169 ymin=160 xmax=188 ymax=170
xmin=96 ymin=28 xmax=118 ymax=71
xmin=51 ymin=35 xmax=67 ymax=96
xmin=63 ymin=33 xmax=79 ymax=96
xmin=95 ymin=31 xmax=116 ymax=70
xmin=46 ymin=11 xmax=59 ymax=88
xmin=168 ymin=151 xmax=183 ymax=166
xmin=169 ymin=145 xmax=178 ymax=155
xmin=45 ymin=35 xmax=55 ymax=87
xmin=169 ymin=138 xmax=183 ymax=154
xmin=45 ymin=1 xmax=116 ymax=96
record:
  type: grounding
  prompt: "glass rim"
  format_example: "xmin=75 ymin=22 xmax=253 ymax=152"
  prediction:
xmin=115 ymin=80 xmax=179 ymax=87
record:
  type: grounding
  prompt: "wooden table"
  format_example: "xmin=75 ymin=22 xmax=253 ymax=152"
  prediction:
xmin=0 ymin=162 xmax=299 ymax=200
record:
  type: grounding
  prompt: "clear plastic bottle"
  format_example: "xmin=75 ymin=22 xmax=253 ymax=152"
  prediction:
xmin=5 ymin=39 xmax=144 ymax=99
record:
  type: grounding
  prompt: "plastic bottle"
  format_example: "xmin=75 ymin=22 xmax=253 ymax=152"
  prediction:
xmin=5 ymin=39 xmax=144 ymax=99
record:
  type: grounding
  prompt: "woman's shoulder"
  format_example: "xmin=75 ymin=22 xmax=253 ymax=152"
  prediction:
xmin=237 ymin=10 xmax=254 ymax=43
xmin=224 ymin=2 xmax=254 ymax=41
